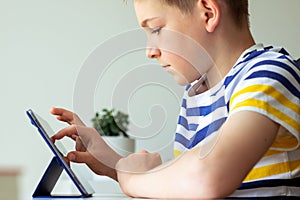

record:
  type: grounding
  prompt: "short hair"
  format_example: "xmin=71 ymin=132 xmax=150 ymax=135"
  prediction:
xmin=160 ymin=0 xmax=249 ymax=28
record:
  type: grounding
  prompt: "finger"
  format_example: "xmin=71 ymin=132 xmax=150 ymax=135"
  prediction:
xmin=67 ymin=151 xmax=92 ymax=164
xmin=63 ymin=156 xmax=71 ymax=166
xmin=50 ymin=107 xmax=77 ymax=125
xmin=51 ymin=125 xmax=79 ymax=142
xmin=50 ymin=107 xmax=69 ymax=117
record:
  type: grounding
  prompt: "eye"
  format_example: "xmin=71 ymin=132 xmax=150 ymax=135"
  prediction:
xmin=151 ymin=27 xmax=162 ymax=35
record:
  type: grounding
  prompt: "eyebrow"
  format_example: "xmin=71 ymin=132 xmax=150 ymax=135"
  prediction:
xmin=141 ymin=17 xmax=159 ymax=27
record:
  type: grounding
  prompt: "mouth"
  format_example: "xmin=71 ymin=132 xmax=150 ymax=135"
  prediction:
xmin=162 ymin=65 xmax=171 ymax=69
xmin=162 ymin=65 xmax=173 ymax=73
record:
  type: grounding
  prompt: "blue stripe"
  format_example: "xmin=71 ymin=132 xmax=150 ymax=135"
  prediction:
xmin=279 ymin=55 xmax=300 ymax=70
xmin=175 ymin=118 xmax=226 ymax=149
xmin=224 ymin=67 xmax=245 ymax=88
xmin=177 ymin=116 xmax=189 ymax=130
xmin=185 ymin=84 xmax=191 ymax=91
xmin=188 ymin=118 xmax=226 ymax=149
xmin=278 ymin=48 xmax=289 ymax=56
xmin=186 ymin=97 xmax=225 ymax=117
xmin=239 ymin=177 xmax=300 ymax=190
xmin=175 ymin=133 xmax=190 ymax=148
xmin=177 ymin=117 xmax=198 ymax=131
xmin=246 ymin=70 xmax=300 ymax=98
xmin=188 ymin=124 xmax=198 ymax=131
xmin=182 ymin=98 xmax=187 ymax=108
xmin=226 ymin=54 xmax=300 ymax=90
xmin=237 ymin=50 xmax=267 ymax=67
xmin=249 ymin=60 xmax=300 ymax=85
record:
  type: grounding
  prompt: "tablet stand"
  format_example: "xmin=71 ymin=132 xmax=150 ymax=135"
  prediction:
xmin=32 ymin=157 xmax=83 ymax=198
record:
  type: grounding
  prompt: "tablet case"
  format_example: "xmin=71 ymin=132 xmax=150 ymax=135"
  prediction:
xmin=33 ymin=157 xmax=65 ymax=198
xmin=27 ymin=109 xmax=94 ymax=198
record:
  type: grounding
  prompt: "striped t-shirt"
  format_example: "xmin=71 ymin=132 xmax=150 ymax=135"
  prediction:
xmin=174 ymin=44 xmax=300 ymax=197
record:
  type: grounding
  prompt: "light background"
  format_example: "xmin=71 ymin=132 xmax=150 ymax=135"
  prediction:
xmin=0 ymin=0 xmax=299 ymax=197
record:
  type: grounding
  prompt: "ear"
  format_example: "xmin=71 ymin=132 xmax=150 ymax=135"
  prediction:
xmin=199 ymin=0 xmax=220 ymax=33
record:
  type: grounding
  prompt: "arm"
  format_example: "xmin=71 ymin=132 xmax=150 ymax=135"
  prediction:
xmin=116 ymin=111 xmax=279 ymax=199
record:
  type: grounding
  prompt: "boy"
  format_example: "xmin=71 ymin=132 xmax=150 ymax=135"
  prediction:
xmin=51 ymin=0 xmax=300 ymax=198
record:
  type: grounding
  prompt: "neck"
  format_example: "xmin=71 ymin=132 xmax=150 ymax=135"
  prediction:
xmin=205 ymin=26 xmax=255 ymax=88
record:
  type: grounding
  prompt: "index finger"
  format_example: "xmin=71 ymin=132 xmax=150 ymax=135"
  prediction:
xmin=51 ymin=107 xmax=85 ymax=126
xmin=50 ymin=107 xmax=76 ymax=125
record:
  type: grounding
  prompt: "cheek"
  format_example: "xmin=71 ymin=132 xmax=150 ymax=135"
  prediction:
xmin=159 ymin=29 xmax=213 ymax=69
xmin=163 ymin=52 xmax=202 ymax=84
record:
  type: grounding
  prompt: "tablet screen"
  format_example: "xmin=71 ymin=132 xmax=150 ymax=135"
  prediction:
xmin=26 ymin=109 xmax=94 ymax=197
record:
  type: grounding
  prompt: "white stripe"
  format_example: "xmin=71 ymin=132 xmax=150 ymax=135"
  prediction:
xmin=229 ymin=89 xmax=297 ymax=115
xmin=252 ymin=151 xmax=288 ymax=168
xmin=186 ymin=93 xmax=222 ymax=108
xmin=174 ymin=142 xmax=186 ymax=153
xmin=194 ymin=106 xmax=227 ymax=131
xmin=251 ymin=150 xmax=300 ymax=169
xmin=231 ymin=75 xmax=299 ymax=108
xmin=289 ymin=149 xmax=300 ymax=160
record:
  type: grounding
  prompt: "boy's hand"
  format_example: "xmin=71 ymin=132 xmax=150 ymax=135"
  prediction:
xmin=116 ymin=150 xmax=162 ymax=173
xmin=116 ymin=150 xmax=162 ymax=175
xmin=50 ymin=108 xmax=123 ymax=181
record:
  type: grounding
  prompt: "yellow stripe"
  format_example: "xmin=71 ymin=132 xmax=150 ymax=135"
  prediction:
xmin=263 ymin=149 xmax=283 ymax=157
xmin=244 ymin=159 xmax=300 ymax=182
xmin=230 ymin=84 xmax=299 ymax=115
xmin=231 ymin=99 xmax=300 ymax=139
xmin=290 ymin=159 xmax=300 ymax=171
xmin=174 ymin=150 xmax=182 ymax=157
xmin=272 ymin=134 xmax=299 ymax=149
xmin=264 ymin=145 xmax=300 ymax=156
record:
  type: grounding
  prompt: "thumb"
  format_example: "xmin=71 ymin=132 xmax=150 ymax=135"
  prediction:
xmin=67 ymin=151 xmax=91 ymax=163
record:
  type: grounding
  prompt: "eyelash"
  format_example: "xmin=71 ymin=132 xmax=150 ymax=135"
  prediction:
xmin=151 ymin=27 xmax=162 ymax=35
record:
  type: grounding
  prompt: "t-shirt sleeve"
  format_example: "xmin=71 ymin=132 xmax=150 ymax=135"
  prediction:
xmin=228 ymin=58 xmax=300 ymax=151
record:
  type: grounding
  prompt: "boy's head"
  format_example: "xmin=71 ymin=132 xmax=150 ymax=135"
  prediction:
xmin=133 ymin=0 xmax=253 ymax=86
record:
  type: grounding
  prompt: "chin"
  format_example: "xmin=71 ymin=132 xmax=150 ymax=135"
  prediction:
xmin=174 ymin=76 xmax=190 ymax=86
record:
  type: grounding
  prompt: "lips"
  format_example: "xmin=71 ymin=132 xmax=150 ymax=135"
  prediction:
xmin=162 ymin=65 xmax=174 ymax=74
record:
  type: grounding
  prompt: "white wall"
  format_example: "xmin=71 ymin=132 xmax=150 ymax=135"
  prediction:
xmin=0 ymin=0 xmax=299 ymax=197
xmin=250 ymin=0 xmax=300 ymax=57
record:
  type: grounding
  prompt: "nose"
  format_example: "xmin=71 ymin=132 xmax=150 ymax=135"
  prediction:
xmin=146 ymin=46 xmax=161 ymax=59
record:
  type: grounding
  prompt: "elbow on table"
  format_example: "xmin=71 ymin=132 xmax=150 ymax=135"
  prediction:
xmin=182 ymin=172 xmax=239 ymax=199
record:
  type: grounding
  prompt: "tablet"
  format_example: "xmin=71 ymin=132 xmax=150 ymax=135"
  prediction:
xmin=26 ymin=109 xmax=94 ymax=197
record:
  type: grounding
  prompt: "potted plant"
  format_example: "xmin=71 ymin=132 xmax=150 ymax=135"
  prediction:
xmin=91 ymin=108 xmax=135 ymax=156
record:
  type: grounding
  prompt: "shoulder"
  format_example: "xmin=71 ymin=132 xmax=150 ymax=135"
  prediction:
xmin=227 ymin=46 xmax=299 ymax=96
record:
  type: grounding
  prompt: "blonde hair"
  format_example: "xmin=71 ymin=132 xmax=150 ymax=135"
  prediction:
xmin=155 ymin=0 xmax=249 ymax=28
